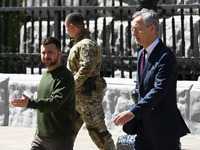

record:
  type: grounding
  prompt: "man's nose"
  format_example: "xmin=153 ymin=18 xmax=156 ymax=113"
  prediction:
xmin=132 ymin=30 xmax=137 ymax=36
xmin=44 ymin=53 xmax=49 ymax=58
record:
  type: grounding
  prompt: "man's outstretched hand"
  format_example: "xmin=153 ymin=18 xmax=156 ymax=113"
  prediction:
xmin=11 ymin=94 xmax=29 ymax=108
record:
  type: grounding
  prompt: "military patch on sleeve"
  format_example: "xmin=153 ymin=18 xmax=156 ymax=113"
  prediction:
xmin=82 ymin=49 xmax=89 ymax=57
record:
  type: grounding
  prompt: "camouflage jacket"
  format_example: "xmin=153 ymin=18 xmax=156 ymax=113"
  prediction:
xmin=67 ymin=29 xmax=106 ymax=94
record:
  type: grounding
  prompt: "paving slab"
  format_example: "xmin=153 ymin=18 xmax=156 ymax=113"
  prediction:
xmin=0 ymin=126 xmax=199 ymax=150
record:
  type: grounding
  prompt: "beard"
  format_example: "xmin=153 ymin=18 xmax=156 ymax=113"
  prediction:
xmin=43 ymin=55 xmax=59 ymax=67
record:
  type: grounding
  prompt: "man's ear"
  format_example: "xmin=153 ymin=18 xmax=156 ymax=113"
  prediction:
xmin=69 ymin=23 xmax=75 ymax=29
xmin=150 ymin=24 xmax=155 ymax=32
xmin=59 ymin=50 xmax=62 ymax=56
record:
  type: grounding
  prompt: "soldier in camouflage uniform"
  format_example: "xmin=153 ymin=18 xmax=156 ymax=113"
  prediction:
xmin=65 ymin=13 xmax=116 ymax=150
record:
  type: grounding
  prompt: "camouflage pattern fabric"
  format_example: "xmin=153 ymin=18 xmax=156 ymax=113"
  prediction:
xmin=67 ymin=29 xmax=116 ymax=150
xmin=75 ymin=92 xmax=115 ymax=150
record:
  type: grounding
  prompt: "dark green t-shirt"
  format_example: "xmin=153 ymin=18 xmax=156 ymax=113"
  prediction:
xmin=27 ymin=65 xmax=75 ymax=138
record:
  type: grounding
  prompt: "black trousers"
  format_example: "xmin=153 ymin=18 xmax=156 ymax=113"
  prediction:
xmin=133 ymin=131 xmax=180 ymax=150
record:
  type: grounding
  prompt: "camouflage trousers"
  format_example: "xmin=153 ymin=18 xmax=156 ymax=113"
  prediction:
xmin=75 ymin=91 xmax=116 ymax=150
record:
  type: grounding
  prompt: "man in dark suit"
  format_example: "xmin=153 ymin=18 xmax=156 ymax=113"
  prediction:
xmin=113 ymin=8 xmax=190 ymax=150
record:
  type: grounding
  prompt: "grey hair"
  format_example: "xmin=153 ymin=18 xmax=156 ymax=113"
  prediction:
xmin=132 ymin=8 xmax=159 ymax=35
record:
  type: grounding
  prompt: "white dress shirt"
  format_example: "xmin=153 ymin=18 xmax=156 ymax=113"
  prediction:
xmin=144 ymin=38 xmax=159 ymax=66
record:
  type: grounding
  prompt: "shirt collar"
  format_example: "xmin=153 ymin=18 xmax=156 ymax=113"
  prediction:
xmin=71 ymin=29 xmax=90 ymax=43
xmin=145 ymin=38 xmax=159 ymax=54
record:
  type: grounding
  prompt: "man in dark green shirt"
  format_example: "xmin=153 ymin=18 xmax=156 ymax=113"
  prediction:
xmin=11 ymin=37 xmax=75 ymax=150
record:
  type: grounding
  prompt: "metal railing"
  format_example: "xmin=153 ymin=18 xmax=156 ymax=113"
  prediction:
xmin=0 ymin=0 xmax=200 ymax=80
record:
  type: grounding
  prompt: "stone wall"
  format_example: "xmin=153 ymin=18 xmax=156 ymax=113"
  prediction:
xmin=20 ymin=0 xmax=200 ymax=56
xmin=23 ymin=0 xmax=199 ymax=16
xmin=0 ymin=73 xmax=200 ymax=134
xmin=20 ymin=15 xmax=200 ymax=59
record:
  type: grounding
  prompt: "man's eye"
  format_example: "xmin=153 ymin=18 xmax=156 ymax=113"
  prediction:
xmin=132 ymin=26 xmax=140 ymax=31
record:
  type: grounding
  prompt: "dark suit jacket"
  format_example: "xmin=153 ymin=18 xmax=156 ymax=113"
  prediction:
xmin=123 ymin=40 xmax=190 ymax=142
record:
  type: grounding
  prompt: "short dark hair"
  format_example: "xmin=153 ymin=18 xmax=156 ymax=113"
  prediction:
xmin=41 ymin=37 xmax=61 ymax=51
xmin=66 ymin=12 xmax=84 ymax=27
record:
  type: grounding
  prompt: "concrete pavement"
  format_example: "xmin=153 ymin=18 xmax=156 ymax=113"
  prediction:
xmin=0 ymin=126 xmax=199 ymax=150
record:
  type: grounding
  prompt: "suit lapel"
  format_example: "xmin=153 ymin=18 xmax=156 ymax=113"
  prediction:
xmin=138 ymin=40 xmax=164 ymax=89
xmin=137 ymin=50 xmax=143 ymax=83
